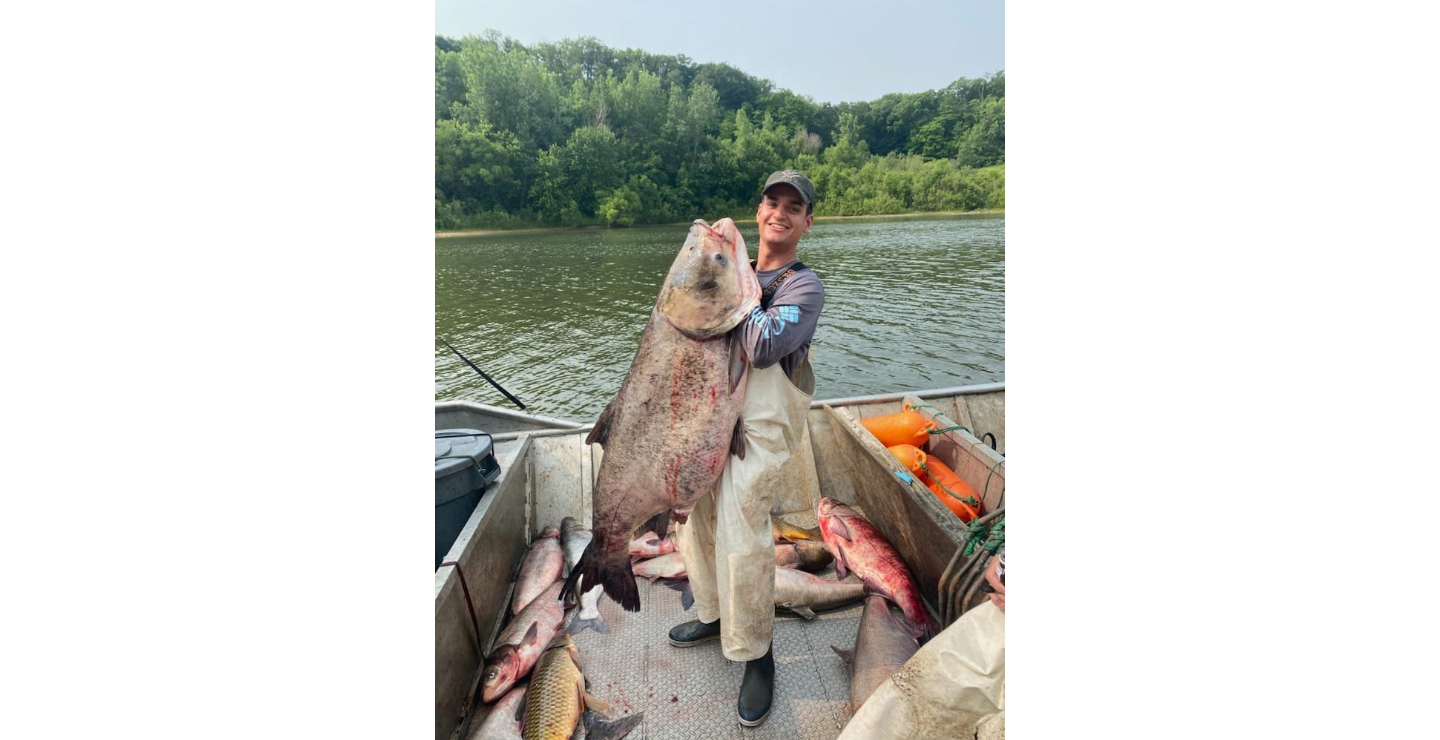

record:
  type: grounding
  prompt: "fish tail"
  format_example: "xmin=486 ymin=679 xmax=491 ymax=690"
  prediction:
xmin=584 ymin=710 xmax=644 ymax=740
xmin=565 ymin=543 xmax=640 ymax=612
xmin=567 ymin=613 xmax=610 ymax=635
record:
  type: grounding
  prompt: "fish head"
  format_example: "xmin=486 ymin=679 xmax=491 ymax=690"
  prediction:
xmin=479 ymin=647 xmax=519 ymax=703
xmin=657 ymin=218 xmax=761 ymax=339
xmin=817 ymin=496 xmax=859 ymax=522
xmin=817 ymin=496 xmax=860 ymax=541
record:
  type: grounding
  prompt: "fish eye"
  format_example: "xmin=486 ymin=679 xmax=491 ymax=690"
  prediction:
xmin=713 ymin=254 xmax=724 ymax=262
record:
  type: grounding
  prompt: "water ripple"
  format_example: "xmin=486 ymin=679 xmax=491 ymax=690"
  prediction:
xmin=437 ymin=215 xmax=1004 ymax=423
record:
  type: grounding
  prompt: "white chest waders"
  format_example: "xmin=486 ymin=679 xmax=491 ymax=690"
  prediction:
xmin=676 ymin=357 xmax=814 ymax=661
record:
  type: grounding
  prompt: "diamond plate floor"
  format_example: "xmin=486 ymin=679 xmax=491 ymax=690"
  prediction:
xmin=569 ymin=567 xmax=864 ymax=740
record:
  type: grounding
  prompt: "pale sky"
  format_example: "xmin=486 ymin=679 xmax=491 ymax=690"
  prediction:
xmin=435 ymin=0 xmax=1004 ymax=104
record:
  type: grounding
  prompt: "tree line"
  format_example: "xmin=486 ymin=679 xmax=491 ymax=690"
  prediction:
xmin=436 ymin=32 xmax=1004 ymax=230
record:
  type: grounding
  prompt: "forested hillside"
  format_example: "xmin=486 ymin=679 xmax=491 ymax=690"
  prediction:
xmin=436 ymin=32 xmax=1004 ymax=230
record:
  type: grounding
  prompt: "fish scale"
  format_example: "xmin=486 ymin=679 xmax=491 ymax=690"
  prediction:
xmin=563 ymin=218 xmax=761 ymax=613
xmin=523 ymin=640 xmax=586 ymax=740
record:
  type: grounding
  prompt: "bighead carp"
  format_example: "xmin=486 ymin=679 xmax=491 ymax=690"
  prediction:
xmin=817 ymin=497 xmax=940 ymax=640
xmin=562 ymin=218 xmax=761 ymax=612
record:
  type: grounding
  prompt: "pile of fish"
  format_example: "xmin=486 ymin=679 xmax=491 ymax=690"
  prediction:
xmin=471 ymin=522 xmax=644 ymax=740
xmin=472 ymin=633 xmax=644 ymax=740
xmin=627 ymin=518 xmax=693 ymax=609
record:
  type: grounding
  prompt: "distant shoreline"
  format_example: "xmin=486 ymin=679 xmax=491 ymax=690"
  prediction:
xmin=434 ymin=209 xmax=1004 ymax=239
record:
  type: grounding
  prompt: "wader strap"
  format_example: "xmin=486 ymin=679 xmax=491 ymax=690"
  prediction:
xmin=755 ymin=260 xmax=808 ymax=309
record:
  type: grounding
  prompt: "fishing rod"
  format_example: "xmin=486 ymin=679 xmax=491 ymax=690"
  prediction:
xmin=440 ymin=338 xmax=527 ymax=411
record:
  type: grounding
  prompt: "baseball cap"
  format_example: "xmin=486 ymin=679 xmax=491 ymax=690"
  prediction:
xmin=761 ymin=170 xmax=816 ymax=206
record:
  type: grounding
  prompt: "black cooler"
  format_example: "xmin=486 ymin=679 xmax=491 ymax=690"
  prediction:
xmin=435 ymin=429 xmax=501 ymax=569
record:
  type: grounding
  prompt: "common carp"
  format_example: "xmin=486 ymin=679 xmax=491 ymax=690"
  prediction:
xmin=831 ymin=594 xmax=920 ymax=710
xmin=481 ymin=581 xmax=568 ymax=702
xmin=562 ymin=218 xmax=761 ymax=612
xmin=523 ymin=634 xmax=644 ymax=740
xmin=816 ymin=497 xmax=940 ymax=640
xmin=466 ymin=684 xmax=525 ymax=740
xmin=774 ymin=539 xmax=834 ymax=571
xmin=773 ymin=520 xmax=823 ymax=543
xmin=774 ymin=566 xmax=865 ymax=619
xmin=511 ymin=527 xmax=563 ymax=616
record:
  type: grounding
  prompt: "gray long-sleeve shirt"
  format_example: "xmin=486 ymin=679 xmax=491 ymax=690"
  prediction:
xmin=736 ymin=259 xmax=825 ymax=381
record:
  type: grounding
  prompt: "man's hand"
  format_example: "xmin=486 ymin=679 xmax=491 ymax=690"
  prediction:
xmin=983 ymin=555 xmax=1005 ymax=612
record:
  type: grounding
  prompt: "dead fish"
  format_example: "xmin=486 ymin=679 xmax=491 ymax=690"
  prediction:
xmin=628 ymin=531 xmax=678 ymax=560
xmin=566 ymin=581 xmax=609 ymax=636
xmin=511 ymin=527 xmax=564 ymax=616
xmin=773 ymin=520 xmax=823 ymax=543
xmin=631 ymin=551 xmax=686 ymax=582
xmin=560 ymin=517 xmax=591 ymax=579
xmin=817 ymin=497 xmax=940 ymax=640
xmin=482 ymin=581 xmax=568 ymax=703
xmin=562 ymin=218 xmax=761 ymax=612
xmin=663 ymin=579 xmax=694 ymax=611
xmin=774 ymin=540 xmax=834 ymax=571
xmin=523 ymin=633 xmax=644 ymax=740
xmin=774 ymin=565 xmax=866 ymax=619
xmin=831 ymin=594 xmax=920 ymax=710
xmin=465 ymin=684 xmax=525 ymax=740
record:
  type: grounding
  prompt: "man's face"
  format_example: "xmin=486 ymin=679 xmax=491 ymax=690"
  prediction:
xmin=756 ymin=185 xmax=813 ymax=250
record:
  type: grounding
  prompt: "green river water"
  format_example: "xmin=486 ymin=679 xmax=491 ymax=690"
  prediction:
xmin=435 ymin=213 xmax=1004 ymax=423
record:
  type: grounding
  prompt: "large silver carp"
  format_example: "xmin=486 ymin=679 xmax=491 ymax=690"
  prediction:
xmin=561 ymin=218 xmax=760 ymax=612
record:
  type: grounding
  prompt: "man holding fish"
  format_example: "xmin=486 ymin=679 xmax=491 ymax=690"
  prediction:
xmin=666 ymin=170 xmax=826 ymax=727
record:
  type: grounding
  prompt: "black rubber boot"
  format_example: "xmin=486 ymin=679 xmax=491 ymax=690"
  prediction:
xmin=668 ymin=618 xmax=721 ymax=647
xmin=737 ymin=645 xmax=774 ymax=727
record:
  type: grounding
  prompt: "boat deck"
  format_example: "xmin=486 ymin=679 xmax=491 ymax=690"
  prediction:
xmin=567 ymin=568 xmax=863 ymax=740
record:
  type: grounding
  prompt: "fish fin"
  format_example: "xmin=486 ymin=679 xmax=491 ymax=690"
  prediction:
xmin=730 ymin=416 xmax=747 ymax=460
xmin=728 ymin=332 xmax=747 ymax=393
xmin=582 ymin=689 xmax=612 ymax=713
xmin=831 ymin=646 xmax=854 ymax=663
xmin=515 ymin=689 xmax=527 ymax=723
xmin=563 ymin=544 xmax=641 ymax=612
xmin=662 ymin=580 xmax=693 ymax=610
xmin=520 ymin=621 xmax=540 ymax=649
xmin=586 ymin=398 xmax=619 ymax=448
xmin=792 ymin=606 xmax=817 ymax=620
xmin=833 ymin=550 xmax=849 ymax=579
xmin=774 ymin=536 xmax=794 ymax=544
xmin=829 ymin=516 xmax=853 ymax=542
xmin=568 ymin=612 xmax=611 ymax=635
xmin=584 ymin=710 xmax=644 ymax=740
xmin=860 ymin=576 xmax=888 ymax=597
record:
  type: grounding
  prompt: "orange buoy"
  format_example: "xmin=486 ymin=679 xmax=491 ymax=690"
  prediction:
xmin=922 ymin=457 xmax=981 ymax=522
xmin=885 ymin=444 xmax=928 ymax=475
xmin=861 ymin=410 xmax=934 ymax=448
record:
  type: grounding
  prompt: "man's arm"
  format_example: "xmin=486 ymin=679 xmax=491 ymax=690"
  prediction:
xmin=735 ymin=273 xmax=825 ymax=368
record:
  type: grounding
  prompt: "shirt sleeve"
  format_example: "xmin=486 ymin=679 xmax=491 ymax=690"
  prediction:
xmin=736 ymin=271 xmax=825 ymax=368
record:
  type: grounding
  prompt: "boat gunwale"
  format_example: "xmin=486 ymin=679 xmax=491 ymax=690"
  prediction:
xmin=438 ymin=382 xmax=1005 ymax=440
